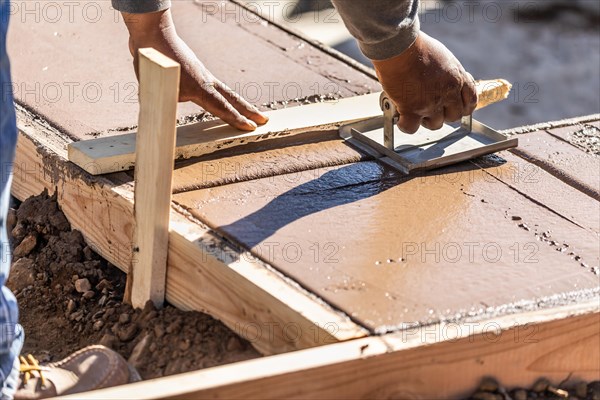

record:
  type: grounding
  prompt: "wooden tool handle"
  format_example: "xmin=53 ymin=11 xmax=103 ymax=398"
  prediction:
xmin=475 ymin=79 xmax=512 ymax=110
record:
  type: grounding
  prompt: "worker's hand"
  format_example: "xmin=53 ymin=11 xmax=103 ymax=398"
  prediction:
xmin=122 ymin=9 xmax=268 ymax=131
xmin=372 ymin=32 xmax=477 ymax=134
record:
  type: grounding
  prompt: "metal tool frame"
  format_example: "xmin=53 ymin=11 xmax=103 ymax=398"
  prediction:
xmin=339 ymin=93 xmax=518 ymax=175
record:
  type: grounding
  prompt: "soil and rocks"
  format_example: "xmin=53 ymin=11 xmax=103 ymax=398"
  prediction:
xmin=6 ymin=191 xmax=259 ymax=380
xmin=467 ymin=377 xmax=600 ymax=400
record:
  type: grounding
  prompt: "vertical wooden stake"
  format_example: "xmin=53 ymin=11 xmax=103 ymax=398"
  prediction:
xmin=126 ymin=48 xmax=180 ymax=309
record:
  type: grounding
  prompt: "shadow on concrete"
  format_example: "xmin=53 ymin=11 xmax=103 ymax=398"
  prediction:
xmin=217 ymin=155 xmax=506 ymax=249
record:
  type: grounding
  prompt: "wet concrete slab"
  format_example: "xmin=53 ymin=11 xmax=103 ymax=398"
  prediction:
xmin=7 ymin=0 xmax=378 ymax=140
xmin=511 ymin=130 xmax=600 ymax=200
xmin=170 ymin=137 xmax=367 ymax=192
xmin=546 ymin=124 xmax=600 ymax=156
xmin=173 ymin=137 xmax=600 ymax=332
xmin=475 ymin=152 xmax=600 ymax=236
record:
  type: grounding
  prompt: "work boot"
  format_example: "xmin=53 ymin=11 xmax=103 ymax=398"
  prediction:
xmin=14 ymin=345 xmax=140 ymax=399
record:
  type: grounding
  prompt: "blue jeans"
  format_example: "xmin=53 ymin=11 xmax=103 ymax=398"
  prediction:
xmin=0 ymin=0 xmax=23 ymax=397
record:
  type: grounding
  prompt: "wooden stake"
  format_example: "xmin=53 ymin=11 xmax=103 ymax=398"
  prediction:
xmin=125 ymin=48 xmax=180 ymax=308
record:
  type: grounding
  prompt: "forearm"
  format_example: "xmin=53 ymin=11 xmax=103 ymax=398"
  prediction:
xmin=331 ymin=0 xmax=420 ymax=61
xmin=120 ymin=8 xmax=177 ymax=53
xmin=112 ymin=0 xmax=171 ymax=14
xmin=114 ymin=0 xmax=176 ymax=51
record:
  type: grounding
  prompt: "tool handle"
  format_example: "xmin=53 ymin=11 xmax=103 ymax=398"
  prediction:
xmin=380 ymin=79 xmax=511 ymax=114
xmin=475 ymin=79 xmax=512 ymax=111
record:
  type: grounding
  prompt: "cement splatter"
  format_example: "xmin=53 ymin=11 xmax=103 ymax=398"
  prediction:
xmin=568 ymin=125 xmax=600 ymax=155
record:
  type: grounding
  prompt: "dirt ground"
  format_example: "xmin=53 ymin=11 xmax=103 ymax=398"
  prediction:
xmin=466 ymin=377 xmax=599 ymax=400
xmin=6 ymin=191 xmax=260 ymax=380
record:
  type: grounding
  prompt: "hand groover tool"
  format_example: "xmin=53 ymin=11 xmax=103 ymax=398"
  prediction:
xmin=339 ymin=79 xmax=518 ymax=175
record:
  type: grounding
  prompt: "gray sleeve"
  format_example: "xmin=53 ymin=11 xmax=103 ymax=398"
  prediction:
xmin=112 ymin=0 xmax=171 ymax=13
xmin=331 ymin=0 xmax=420 ymax=61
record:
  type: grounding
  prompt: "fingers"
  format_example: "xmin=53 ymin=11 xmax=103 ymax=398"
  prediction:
xmin=461 ymin=72 xmax=478 ymax=115
xmin=443 ymin=87 xmax=465 ymax=122
xmin=422 ymin=111 xmax=445 ymax=130
xmin=216 ymin=82 xmax=269 ymax=126
xmin=398 ymin=74 xmax=475 ymax=132
xmin=443 ymin=72 xmax=477 ymax=123
xmin=443 ymin=103 xmax=463 ymax=122
xmin=191 ymin=79 xmax=269 ymax=132
xmin=397 ymin=113 xmax=423 ymax=134
xmin=442 ymin=71 xmax=476 ymax=123
xmin=193 ymin=85 xmax=259 ymax=132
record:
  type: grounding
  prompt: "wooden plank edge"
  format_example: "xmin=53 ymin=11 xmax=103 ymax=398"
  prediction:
xmin=12 ymin=110 xmax=368 ymax=354
xmin=67 ymin=92 xmax=383 ymax=175
xmin=59 ymin=299 xmax=600 ymax=400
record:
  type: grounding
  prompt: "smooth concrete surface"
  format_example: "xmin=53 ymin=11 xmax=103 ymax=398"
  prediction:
xmin=170 ymin=137 xmax=367 ymax=192
xmin=174 ymin=125 xmax=600 ymax=332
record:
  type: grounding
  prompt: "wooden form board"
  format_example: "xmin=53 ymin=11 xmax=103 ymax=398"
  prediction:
xmin=67 ymin=92 xmax=382 ymax=175
xmin=128 ymin=49 xmax=180 ymax=308
xmin=61 ymin=302 xmax=600 ymax=399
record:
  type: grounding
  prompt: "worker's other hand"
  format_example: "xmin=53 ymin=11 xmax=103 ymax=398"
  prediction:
xmin=122 ymin=9 xmax=268 ymax=131
xmin=372 ymin=32 xmax=477 ymax=134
